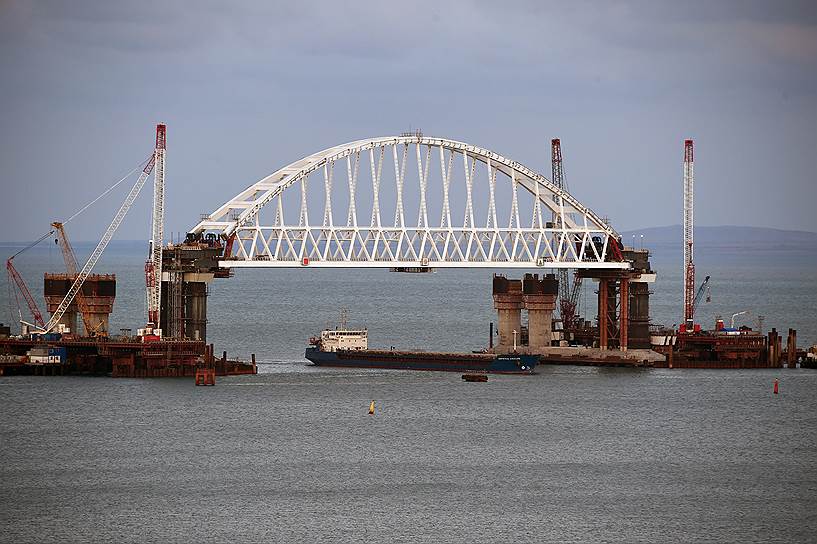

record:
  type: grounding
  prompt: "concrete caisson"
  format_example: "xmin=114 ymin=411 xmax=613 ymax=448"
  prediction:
xmin=492 ymin=275 xmax=523 ymax=351
xmin=522 ymin=273 xmax=558 ymax=352
xmin=43 ymin=273 xmax=116 ymax=335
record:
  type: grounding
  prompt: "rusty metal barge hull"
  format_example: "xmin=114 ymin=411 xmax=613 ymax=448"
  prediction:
xmin=0 ymin=337 xmax=256 ymax=378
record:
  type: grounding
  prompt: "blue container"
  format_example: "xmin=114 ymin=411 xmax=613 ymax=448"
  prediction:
xmin=48 ymin=347 xmax=67 ymax=363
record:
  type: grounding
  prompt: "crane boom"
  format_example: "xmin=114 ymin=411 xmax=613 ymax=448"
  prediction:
xmin=691 ymin=275 xmax=710 ymax=315
xmin=6 ymin=258 xmax=46 ymax=328
xmin=43 ymin=154 xmax=156 ymax=333
xmin=51 ymin=222 xmax=95 ymax=335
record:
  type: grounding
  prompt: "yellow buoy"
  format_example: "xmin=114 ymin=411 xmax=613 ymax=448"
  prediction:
xmin=369 ymin=400 xmax=375 ymax=415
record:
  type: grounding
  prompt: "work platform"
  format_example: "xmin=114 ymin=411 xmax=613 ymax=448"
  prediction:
xmin=0 ymin=336 xmax=256 ymax=378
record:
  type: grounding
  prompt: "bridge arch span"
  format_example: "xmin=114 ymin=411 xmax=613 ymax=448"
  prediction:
xmin=191 ymin=135 xmax=625 ymax=269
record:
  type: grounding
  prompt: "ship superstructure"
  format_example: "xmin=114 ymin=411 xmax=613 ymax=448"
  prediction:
xmin=314 ymin=327 xmax=368 ymax=352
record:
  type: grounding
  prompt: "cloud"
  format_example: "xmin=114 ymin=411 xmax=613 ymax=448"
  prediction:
xmin=0 ymin=0 xmax=815 ymax=240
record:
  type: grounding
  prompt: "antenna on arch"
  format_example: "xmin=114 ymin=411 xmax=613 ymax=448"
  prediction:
xmin=400 ymin=128 xmax=423 ymax=138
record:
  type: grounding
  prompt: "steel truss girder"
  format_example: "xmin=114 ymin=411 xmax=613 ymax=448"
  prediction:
xmin=220 ymin=225 xmax=627 ymax=269
xmin=192 ymin=136 xmax=622 ymax=269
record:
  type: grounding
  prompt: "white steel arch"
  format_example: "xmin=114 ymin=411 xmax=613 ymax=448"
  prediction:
xmin=191 ymin=135 xmax=626 ymax=269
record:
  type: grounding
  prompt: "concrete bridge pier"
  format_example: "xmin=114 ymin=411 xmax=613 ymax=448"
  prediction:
xmin=492 ymin=275 xmax=523 ymax=352
xmin=160 ymin=236 xmax=230 ymax=341
xmin=522 ymin=273 xmax=558 ymax=352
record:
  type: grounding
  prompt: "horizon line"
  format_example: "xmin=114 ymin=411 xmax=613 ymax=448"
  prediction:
xmin=1 ymin=224 xmax=816 ymax=246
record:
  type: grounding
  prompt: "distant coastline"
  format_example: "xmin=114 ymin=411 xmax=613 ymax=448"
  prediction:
xmin=2 ymin=225 xmax=816 ymax=248
xmin=620 ymin=225 xmax=817 ymax=265
xmin=621 ymin=224 xmax=817 ymax=244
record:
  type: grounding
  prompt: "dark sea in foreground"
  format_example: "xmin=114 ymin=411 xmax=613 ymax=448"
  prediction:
xmin=1 ymin=228 xmax=816 ymax=542
xmin=2 ymin=369 xmax=816 ymax=543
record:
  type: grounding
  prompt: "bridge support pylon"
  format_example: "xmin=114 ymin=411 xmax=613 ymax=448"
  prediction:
xmin=522 ymin=274 xmax=558 ymax=352
xmin=159 ymin=234 xmax=231 ymax=341
xmin=578 ymin=248 xmax=656 ymax=352
xmin=492 ymin=276 xmax=523 ymax=352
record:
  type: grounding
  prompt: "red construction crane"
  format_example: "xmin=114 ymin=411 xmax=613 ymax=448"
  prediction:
xmin=551 ymin=138 xmax=583 ymax=330
xmin=6 ymin=257 xmax=45 ymax=329
xmin=145 ymin=124 xmax=166 ymax=329
xmin=3 ymin=126 xmax=160 ymax=335
xmin=683 ymin=139 xmax=695 ymax=329
xmin=43 ymin=150 xmax=157 ymax=333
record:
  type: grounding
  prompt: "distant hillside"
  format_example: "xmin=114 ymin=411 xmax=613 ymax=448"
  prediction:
xmin=0 ymin=239 xmax=146 ymax=251
xmin=620 ymin=225 xmax=817 ymax=249
xmin=620 ymin=225 xmax=817 ymax=265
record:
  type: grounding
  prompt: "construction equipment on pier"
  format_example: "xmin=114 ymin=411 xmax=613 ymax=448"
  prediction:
xmin=145 ymin=124 xmax=166 ymax=329
xmin=6 ymin=256 xmax=45 ymax=329
xmin=51 ymin=222 xmax=100 ymax=336
xmin=682 ymin=139 xmax=695 ymax=329
xmin=43 ymin=153 xmax=156 ymax=334
xmin=551 ymin=138 xmax=583 ymax=331
xmin=692 ymin=275 xmax=711 ymax=317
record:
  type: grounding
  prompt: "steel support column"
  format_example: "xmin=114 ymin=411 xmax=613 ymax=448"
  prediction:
xmin=619 ymin=278 xmax=629 ymax=352
xmin=598 ymin=279 xmax=608 ymax=350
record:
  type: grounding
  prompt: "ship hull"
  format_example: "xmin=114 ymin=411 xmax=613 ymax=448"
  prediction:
xmin=305 ymin=347 xmax=537 ymax=374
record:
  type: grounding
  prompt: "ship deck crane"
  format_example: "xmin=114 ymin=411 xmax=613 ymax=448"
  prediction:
xmin=730 ymin=310 xmax=749 ymax=329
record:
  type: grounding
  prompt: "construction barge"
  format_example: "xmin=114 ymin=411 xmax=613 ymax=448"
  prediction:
xmin=1 ymin=230 xmax=256 ymax=379
xmin=1 ymin=123 xmax=256 ymax=380
xmin=651 ymin=326 xmax=811 ymax=369
xmin=0 ymin=332 xmax=256 ymax=378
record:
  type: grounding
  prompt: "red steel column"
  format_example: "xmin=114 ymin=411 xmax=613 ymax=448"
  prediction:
xmin=777 ymin=336 xmax=783 ymax=367
xmin=619 ymin=278 xmax=629 ymax=352
xmin=598 ymin=280 xmax=608 ymax=350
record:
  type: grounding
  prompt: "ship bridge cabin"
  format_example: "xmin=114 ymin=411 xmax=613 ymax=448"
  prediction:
xmin=319 ymin=329 xmax=368 ymax=352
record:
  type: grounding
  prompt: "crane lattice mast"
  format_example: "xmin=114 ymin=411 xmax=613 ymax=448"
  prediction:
xmin=146 ymin=124 xmax=166 ymax=328
xmin=683 ymin=139 xmax=695 ymax=328
xmin=551 ymin=139 xmax=582 ymax=329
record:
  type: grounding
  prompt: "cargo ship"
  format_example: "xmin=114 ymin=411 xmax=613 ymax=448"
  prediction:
xmin=304 ymin=326 xmax=537 ymax=374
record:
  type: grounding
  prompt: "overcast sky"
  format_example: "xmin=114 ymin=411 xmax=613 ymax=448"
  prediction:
xmin=1 ymin=0 xmax=815 ymax=242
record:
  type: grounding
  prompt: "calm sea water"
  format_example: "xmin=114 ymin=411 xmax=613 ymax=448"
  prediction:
xmin=1 ymin=240 xmax=816 ymax=542
xmin=2 ymin=368 xmax=816 ymax=543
